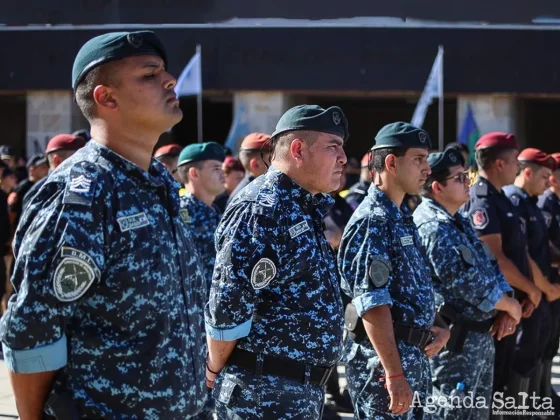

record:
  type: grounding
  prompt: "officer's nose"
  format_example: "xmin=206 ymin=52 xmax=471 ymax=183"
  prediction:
xmin=338 ymin=149 xmax=347 ymax=166
xmin=164 ymin=71 xmax=177 ymax=90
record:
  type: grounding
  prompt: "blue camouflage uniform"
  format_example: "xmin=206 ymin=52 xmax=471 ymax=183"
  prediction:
xmin=339 ymin=184 xmax=435 ymax=419
xmin=180 ymin=193 xmax=221 ymax=290
xmin=207 ymin=166 xmax=344 ymax=419
xmin=414 ymin=197 xmax=512 ymax=419
xmin=0 ymin=140 xmax=207 ymax=418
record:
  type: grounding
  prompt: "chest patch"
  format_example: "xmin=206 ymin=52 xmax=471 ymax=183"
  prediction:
xmin=542 ymin=211 xmax=552 ymax=228
xmin=117 ymin=212 xmax=150 ymax=232
xmin=289 ymin=221 xmax=310 ymax=238
xmin=400 ymin=236 xmax=414 ymax=246
xmin=179 ymin=209 xmax=191 ymax=223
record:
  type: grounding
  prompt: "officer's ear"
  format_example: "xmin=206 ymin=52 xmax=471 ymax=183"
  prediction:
xmin=431 ymin=180 xmax=443 ymax=195
xmin=93 ymin=85 xmax=118 ymax=112
xmin=188 ymin=166 xmax=199 ymax=180
xmin=385 ymin=154 xmax=397 ymax=175
xmin=289 ymin=139 xmax=305 ymax=163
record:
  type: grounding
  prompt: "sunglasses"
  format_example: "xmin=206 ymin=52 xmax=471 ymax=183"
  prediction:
xmin=445 ymin=171 xmax=469 ymax=184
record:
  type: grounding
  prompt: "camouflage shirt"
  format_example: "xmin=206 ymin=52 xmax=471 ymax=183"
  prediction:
xmin=0 ymin=141 xmax=207 ymax=419
xmin=414 ymin=198 xmax=512 ymax=322
xmin=206 ymin=167 xmax=344 ymax=367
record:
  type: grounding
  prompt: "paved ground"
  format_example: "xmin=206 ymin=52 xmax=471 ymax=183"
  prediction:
xmin=0 ymin=357 xmax=557 ymax=419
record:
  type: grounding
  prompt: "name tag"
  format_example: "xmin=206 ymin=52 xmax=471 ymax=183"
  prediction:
xmin=117 ymin=212 xmax=150 ymax=232
xmin=400 ymin=236 xmax=414 ymax=246
xmin=289 ymin=221 xmax=310 ymax=238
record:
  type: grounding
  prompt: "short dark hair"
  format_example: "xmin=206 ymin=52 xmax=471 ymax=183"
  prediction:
xmin=177 ymin=161 xmax=203 ymax=184
xmin=517 ymin=161 xmax=544 ymax=177
xmin=74 ymin=62 xmax=121 ymax=121
xmin=371 ymin=148 xmax=407 ymax=173
xmin=421 ymin=169 xmax=451 ymax=196
xmin=475 ymin=147 xmax=514 ymax=170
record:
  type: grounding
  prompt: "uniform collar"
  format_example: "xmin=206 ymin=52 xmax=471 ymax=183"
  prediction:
xmin=421 ymin=197 xmax=454 ymax=221
xmin=367 ymin=183 xmax=408 ymax=221
xmin=508 ymin=184 xmax=531 ymax=200
xmin=183 ymin=192 xmax=218 ymax=212
xmin=88 ymin=140 xmax=169 ymax=188
xmin=266 ymin=166 xmax=334 ymax=217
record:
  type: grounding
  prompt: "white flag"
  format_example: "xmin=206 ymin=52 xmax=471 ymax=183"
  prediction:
xmin=175 ymin=50 xmax=201 ymax=96
xmin=411 ymin=47 xmax=443 ymax=128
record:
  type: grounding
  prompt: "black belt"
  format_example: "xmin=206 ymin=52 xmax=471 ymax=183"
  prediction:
xmin=227 ymin=348 xmax=335 ymax=387
xmin=438 ymin=304 xmax=495 ymax=332
xmin=393 ymin=324 xmax=435 ymax=348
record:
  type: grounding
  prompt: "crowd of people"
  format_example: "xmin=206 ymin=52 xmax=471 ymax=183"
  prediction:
xmin=0 ymin=29 xmax=558 ymax=420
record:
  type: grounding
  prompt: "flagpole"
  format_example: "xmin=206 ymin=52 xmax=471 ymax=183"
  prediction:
xmin=196 ymin=44 xmax=203 ymax=143
xmin=438 ymin=45 xmax=444 ymax=151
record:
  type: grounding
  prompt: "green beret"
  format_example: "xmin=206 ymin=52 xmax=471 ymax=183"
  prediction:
xmin=271 ymin=105 xmax=349 ymax=141
xmin=427 ymin=148 xmax=465 ymax=175
xmin=372 ymin=122 xmax=431 ymax=150
xmin=177 ymin=142 xmax=225 ymax=167
xmin=72 ymin=31 xmax=168 ymax=90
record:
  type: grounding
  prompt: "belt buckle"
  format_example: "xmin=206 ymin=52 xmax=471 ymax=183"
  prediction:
xmin=319 ymin=366 xmax=335 ymax=386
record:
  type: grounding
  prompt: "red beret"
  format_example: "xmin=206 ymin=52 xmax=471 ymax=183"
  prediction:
xmin=154 ymin=143 xmax=182 ymax=159
xmin=223 ymin=156 xmax=244 ymax=172
xmin=46 ymin=134 xmax=86 ymax=154
xmin=518 ymin=148 xmax=556 ymax=170
xmin=361 ymin=152 xmax=372 ymax=168
xmin=474 ymin=132 xmax=518 ymax=150
xmin=240 ymin=133 xmax=271 ymax=151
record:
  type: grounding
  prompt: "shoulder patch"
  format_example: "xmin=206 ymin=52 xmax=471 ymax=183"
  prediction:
xmin=542 ymin=211 xmax=553 ymax=228
xmin=62 ymin=162 xmax=99 ymax=207
xmin=368 ymin=256 xmax=392 ymax=288
xmin=251 ymin=258 xmax=277 ymax=289
xmin=53 ymin=247 xmax=101 ymax=302
xmin=509 ymin=195 xmax=520 ymax=207
xmin=471 ymin=209 xmax=489 ymax=230
xmin=456 ymin=244 xmax=474 ymax=266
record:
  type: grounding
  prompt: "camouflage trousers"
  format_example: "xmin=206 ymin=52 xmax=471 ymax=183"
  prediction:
xmin=428 ymin=330 xmax=494 ymax=420
xmin=213 ymin=364 xmax=325 ymax=419
xmin=343 ymin=338 xmax=431 ymax=419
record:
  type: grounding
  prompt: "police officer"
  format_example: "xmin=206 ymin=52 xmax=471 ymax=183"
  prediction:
xmin=7 ymin=153 xmax=49 ymax=228
xmin=503 ymin=148 xmax=560 ymax=398
xmin=154 ymin=143 xmax=182 ymax=182
xmin=176 ymin=142 xmax=226 ymax=289
xmin=0 ymin=31 xmax=207 ymax=419
xmin=537 ymin=152 xmax=560 ymax=408
xmin=338 ymin=122 xmax=449 ymax=419
xmin=214 ymin=156 xmax=245 ymax=213
xmin=414 ymin=148 xmax=521 ymax=419
xmin=462 ymin=133 xmax=543 ymax=402
xmin=23 ymin=133 xmax=87 ymax=207
xmin=345 ymin=152 xmax=373 ymax=210
xmin=226 ymin=132 xmax=271 ymax=205
xmin=205 ymin=105 xmax=347 ymax=419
